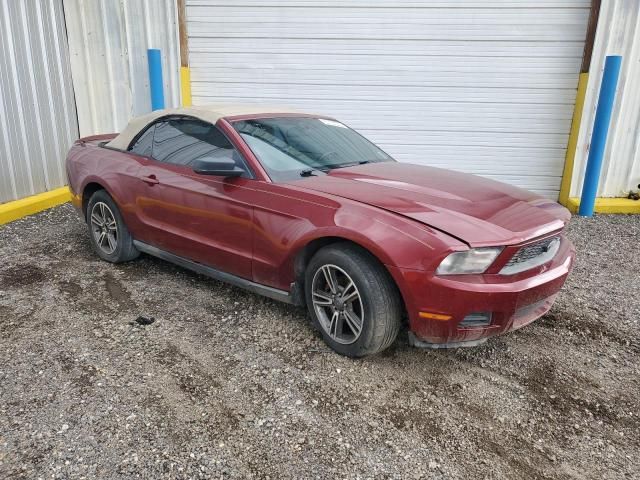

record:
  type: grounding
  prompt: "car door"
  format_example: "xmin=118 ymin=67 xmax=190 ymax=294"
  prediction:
xmin=131 ymin=117 xmax=255 ymax=280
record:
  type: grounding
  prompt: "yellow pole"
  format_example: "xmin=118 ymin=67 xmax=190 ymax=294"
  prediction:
xmin=180 ymin=66 xmax=192 ymax=106
xmin=559 ymin=73 xmax=589 ymax=206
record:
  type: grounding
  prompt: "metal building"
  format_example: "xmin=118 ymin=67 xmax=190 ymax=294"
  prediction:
xmin=0 ymin=0 xmax=179 ymax=204
xmin=1 ymin=0 xmax=638 ymax=213
xmin=0 ymin=0 xmax=78 ymax=203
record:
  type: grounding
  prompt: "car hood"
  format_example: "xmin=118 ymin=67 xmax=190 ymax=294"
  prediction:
xmin=294 ymin=163 xmax=569 ymax=247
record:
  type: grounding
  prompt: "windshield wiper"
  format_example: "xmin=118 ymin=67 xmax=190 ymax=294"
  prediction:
xmin=299 ymin=168 xmax=325 ymax=177
xmin=324 ymin=160 xmax=373 ymax=171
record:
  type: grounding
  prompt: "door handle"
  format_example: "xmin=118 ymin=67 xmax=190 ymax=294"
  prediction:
xmin=140 ymin=174 xmax=159 ymax=185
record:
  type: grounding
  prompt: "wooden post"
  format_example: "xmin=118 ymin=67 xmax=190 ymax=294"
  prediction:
xmin=177 ymin=0 xmax=192 ymax=106
xmin=581 ymin=0 xmax=601 ymax=74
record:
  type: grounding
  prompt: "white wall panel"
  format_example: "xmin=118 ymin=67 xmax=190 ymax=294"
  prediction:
xmin=571 ymin=0 xmax=640 ymax=198
xmin=64 ymin=0 xmax=181 ymax=137
xmin=0 ymin=0 xmax=78 ymax=203
xmin=186 ymin=1 xmax=590 ymax=198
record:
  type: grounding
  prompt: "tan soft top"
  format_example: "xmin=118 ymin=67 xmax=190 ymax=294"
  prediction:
xmin=107 ymin=103 xmax=301 ymax=150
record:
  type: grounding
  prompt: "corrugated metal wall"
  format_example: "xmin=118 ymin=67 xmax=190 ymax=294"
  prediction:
xmin=571 ymin=0 xmax=640 ymax=197
xmin=64 ymin=0 xmax=181 ymax=138
xmin=186 ymin=0 xmax=590 ymax=199
xmin=0 ymin=0 xmax=78 ymax=203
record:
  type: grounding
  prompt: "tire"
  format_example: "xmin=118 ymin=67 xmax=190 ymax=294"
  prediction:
xmin=86 ymin=189 xmax=139 ymax=263
xmin=304 ymin=242 xmax=402 ymax=357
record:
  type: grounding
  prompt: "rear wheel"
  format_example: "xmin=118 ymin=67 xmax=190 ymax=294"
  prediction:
xmin=86 ymin=190 xmax=139 ymax=263
xmin=305 ymin=243 xmax=402 ymax=357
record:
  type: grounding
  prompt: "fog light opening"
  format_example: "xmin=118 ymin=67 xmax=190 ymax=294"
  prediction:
xmin=460 ymin=312 xmax=492 ymax=328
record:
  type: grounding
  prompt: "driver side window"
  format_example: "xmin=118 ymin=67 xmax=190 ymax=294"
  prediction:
xmin=129 ymin=118 xmax=251 ymax=177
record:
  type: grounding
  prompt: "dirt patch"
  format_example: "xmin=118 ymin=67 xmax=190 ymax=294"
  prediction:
xmin=539 ymin=309 xmax=638 ymax=351
xmin=0 ymin=304 xmax=14 ymax=321
xmin=57 ymin=279 xmax=83 ymax=297
xmin=104 ymin=272 xmax=134 ymax=307
xmin=524 ymin=360 xmax=617 ymax=421
xmin=379 ymin=404 xmax=445 ymax=438
xmin=0 ymin=264 xmax=46 ymax=287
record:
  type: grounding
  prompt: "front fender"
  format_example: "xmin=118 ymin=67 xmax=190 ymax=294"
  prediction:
xmin=257 ymin=200 xmax=465 ymax=292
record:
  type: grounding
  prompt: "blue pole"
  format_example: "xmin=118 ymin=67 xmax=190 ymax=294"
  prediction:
xmin=578 ymin=55 xmax=622 ymax=216
xmin=147 ymin=49 xmax=165 ymax=111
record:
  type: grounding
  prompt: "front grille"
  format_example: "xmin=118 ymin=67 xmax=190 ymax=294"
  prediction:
xmin=500 ymin=236 xmax=561 ymax=275
xmin=506 ymin=237 xmax=557 ymax=266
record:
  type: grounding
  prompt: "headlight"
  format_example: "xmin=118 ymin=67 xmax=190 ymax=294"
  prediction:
xmin=436 ymin=247 xmax=503 ymax=275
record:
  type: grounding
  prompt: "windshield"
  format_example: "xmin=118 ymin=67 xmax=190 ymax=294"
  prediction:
xmin=232 ymin=117 xmax=394 ymax=182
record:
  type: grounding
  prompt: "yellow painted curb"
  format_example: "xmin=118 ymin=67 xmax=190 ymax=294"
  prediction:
xmin=0 ymin=187 xmax=72 ymax=225
xmin=567 ymin=197 xmax=640 ymax=214
xmin=181 ymin=66 xmax=192 ymax=107
xmin=559 ymin=73 xmax=589 ymax=207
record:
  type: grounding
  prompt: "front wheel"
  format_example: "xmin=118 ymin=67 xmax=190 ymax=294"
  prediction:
xmin=305 ymin=243 xmax=402 ymax=357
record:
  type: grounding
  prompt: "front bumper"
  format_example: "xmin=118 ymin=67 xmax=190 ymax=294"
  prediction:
xmin=388 ymin=235 xmax=575 ymax=346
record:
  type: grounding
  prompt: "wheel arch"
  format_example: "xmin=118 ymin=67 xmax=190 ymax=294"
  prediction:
xmin=291 ymin=235 xmax=408 ymax=318
xmin=81 ymin=181 xmax=107 ymax=218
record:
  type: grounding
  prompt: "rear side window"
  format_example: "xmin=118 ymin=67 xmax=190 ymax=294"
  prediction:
xmin=152 ymin=119 xmax=238 ymax=166
xmin=128 ymin=125 xmax=155 ymax=157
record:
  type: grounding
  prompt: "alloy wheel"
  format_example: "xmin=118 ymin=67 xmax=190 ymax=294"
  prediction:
xmin=90 ymin=202 xmax=118 ymax=255
xmin=311 ymin=264 xmax=364 ymax=344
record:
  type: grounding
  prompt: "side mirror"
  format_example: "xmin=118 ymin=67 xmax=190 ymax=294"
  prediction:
xmin=192 ymin=156 xmax=244 ymax=177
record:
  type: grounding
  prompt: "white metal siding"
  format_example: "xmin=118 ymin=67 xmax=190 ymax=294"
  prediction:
xmin=64 ymin=0 xmax=181 ymax=138
xmin=0 ymin=0 xmax=78 ymax=203
xmin=186 ymin=0 xmax=590 ymax=198
xmin=571 ymin=0 xmax=640 ymax=198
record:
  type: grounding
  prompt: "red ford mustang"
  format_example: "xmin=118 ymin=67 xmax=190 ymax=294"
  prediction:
xmin=66 ymin=105 xmax=575 ymax=357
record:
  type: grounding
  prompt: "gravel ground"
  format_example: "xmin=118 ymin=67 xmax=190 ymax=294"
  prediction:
xmin=0 ymin=204 xmax=639 ymax=479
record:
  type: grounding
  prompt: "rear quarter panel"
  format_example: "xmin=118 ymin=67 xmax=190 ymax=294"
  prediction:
xmin=66 ymin=137 xmax=144 ymax=233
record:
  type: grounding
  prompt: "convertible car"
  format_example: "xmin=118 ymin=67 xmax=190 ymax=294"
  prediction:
xmin=66 ymin=104 xmax=575 ymax=357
